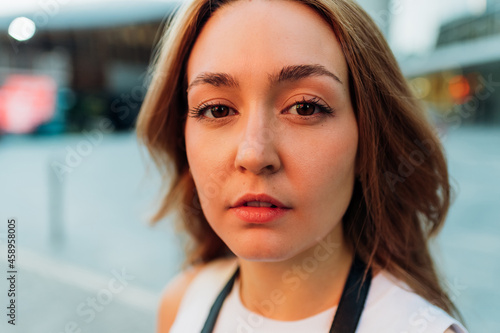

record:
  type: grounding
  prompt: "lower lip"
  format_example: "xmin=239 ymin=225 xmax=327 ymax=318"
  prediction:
xmin=230 ymin=206 xmax=290 ymax=224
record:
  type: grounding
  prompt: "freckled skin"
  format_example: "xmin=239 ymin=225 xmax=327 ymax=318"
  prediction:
xmin=185 ymin=0 xmax=358 ymax=262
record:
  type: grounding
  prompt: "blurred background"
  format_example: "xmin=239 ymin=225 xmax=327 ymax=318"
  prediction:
xmin=0 ymin=0 xmax=498 ymax=332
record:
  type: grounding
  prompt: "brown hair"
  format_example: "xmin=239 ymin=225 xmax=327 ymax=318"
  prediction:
xmin=136 ymin=0 xmax=462 ymax=320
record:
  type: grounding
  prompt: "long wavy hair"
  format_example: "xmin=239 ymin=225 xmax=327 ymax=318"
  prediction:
xmin=136 ymin=0 xmax=461 ymax=320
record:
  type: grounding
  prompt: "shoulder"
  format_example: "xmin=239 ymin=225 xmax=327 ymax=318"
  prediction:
xmin=157 ymin=264 xmax=205 ymax=333
xmin=357 ymin=271 xmax=469 ymax=333
xmin=157 ymin=257 xmax=238 ymax=333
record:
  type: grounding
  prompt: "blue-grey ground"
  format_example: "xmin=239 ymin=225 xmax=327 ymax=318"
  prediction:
xmin=0 ymin=126 xmax=498 ymax=332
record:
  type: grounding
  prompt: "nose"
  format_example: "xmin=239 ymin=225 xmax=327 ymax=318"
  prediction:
xmin=234 ymin=109 xmax=281 ymax=175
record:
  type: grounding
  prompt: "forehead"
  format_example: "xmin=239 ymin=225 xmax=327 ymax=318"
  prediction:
xmin=187 ymin=0 xmax=348 ymax=85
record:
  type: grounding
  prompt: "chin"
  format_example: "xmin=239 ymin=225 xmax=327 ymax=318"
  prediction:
xmin=226 ymin=238 xmax=299 ymax=262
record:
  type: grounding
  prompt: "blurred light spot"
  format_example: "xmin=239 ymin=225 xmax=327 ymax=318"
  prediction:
xmin=410 ymin=77 xmax=431 ymax=99
xmin=8 ymin=17 xmax=36 ymax=42
xmin=0 ymin=75 xmax=57 ymax=134
xmin=448 ymin=75 xmax=470 ymax=103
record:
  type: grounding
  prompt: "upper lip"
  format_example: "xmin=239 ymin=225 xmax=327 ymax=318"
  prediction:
xmin=231 ymin=193 xmax=290 ymax=209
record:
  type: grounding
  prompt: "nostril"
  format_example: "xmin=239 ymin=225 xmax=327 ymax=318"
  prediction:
xmin=265 ymin=164 xmax=276 ymax=172
xmin=234 ymin=138 xmax=281 ymax=175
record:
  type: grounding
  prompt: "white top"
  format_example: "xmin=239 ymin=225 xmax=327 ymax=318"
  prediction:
xmin=169 ymin=258 xmax=468 ymax=333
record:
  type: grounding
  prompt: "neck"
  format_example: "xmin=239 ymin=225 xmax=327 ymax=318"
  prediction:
xmin=237 ymin=229 xmax=353 ymax=321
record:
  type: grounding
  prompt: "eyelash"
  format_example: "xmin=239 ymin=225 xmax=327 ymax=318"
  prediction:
xmin=289 ymin=97 xmax=334 ymax=116
xmin=188 ymin=102 xmax=232 ymax=119
xmin=188 ymin=97 xmax=335 ymax=120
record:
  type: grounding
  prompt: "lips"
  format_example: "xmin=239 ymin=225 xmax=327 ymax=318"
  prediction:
xmin=230 ymin=194 xmax=291 ymax=223
xmin=231 ymin=194 xmax=289 ymax=209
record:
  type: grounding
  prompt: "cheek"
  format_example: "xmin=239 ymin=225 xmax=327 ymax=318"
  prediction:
xmin=185 ymin=124 xmax=229 ymax=209
xmin=185 ymin=124 xmax=206 ymax=198
xmin=289 ymin=127 xmax=358 ymax=212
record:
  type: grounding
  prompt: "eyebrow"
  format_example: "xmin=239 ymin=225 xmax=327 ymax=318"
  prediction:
xmin=187 ymin=64 xmax=343 ymax=92
xmin=270 ymin=64 xmax=343 ymax=86
xmin=187 ymin=72 xmax=239 ymax=92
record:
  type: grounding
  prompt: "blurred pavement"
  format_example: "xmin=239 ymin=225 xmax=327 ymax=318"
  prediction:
xmin=0 ymin=126 xmax=498 ymax=332
xmin=0 ymin=132 xmax=184 ymax=333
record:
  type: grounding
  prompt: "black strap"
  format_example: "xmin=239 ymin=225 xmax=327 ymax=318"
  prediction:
xmin=200 ymin=256 xmax=371 ymax=333
xmin=329 ymin=255 xmax=372 ymax=333
xmin=200 ymin=266 xmax=240 ymax=333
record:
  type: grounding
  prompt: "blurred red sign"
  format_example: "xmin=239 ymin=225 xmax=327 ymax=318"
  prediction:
xmin=0 ymin=74 xmax=57 ymax=134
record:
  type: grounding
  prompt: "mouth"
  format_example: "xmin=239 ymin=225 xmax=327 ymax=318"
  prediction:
xmin=230 ymin=194 xmax=291 ymax=223
xmin=231 ymin=193 xmax=290 ymax=209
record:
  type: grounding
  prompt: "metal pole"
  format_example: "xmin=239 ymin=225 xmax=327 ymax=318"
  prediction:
xmin=48 ymin=156 xmax=64 ymax=246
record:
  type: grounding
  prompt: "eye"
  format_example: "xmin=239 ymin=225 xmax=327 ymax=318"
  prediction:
xmin=204 ymin=105 xmax=234 ymax=118
xmin=285 ymin=97 xmax=334 ymax=116
xmin=189 ymin=103 xmax=238 ymax=119
xmin=290 ymin=102 xmax=318 ymax=116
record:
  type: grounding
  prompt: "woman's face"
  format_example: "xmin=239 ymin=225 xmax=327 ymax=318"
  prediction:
xmin=185 ymin=0 xmax=358 ymax=261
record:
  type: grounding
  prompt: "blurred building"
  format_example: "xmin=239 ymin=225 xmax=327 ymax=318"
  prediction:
xmin=0 ymin=0 xmax=392 ymax=135
xmin=401 ymin=2 xmax=500 ymax=125
xmin=0 ymin=1 xmax=176 ymax=134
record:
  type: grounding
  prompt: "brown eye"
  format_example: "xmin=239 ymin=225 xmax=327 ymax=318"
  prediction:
xmin=293 ymin=103 xmax=316 ymax=116
xmin=207 ymin=105 xmax=231 ymax=118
